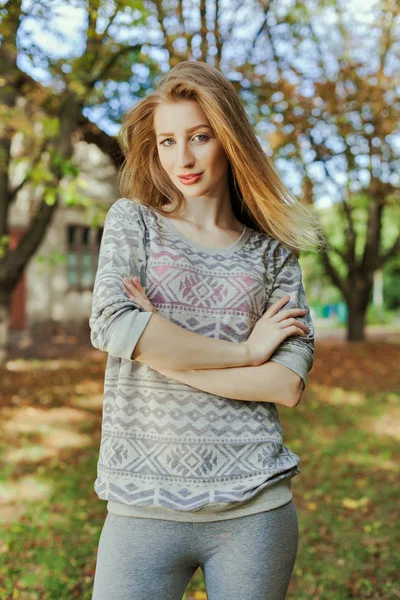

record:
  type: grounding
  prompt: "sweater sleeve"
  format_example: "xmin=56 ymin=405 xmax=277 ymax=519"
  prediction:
xmin=264 ymin=242 xmax=315 ymax=389
xmin=89 ymin=198 xmax=153 ymax=360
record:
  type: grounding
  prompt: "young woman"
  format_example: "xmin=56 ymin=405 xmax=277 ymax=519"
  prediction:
xmin=90 ymin=60 xmax=325 ymax=600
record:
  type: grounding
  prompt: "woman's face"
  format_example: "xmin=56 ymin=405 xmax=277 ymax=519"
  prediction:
xmin=153 ymin=100 xmax=229 ymax=198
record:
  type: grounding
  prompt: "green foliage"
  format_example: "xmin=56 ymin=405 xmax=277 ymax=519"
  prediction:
xmin=35 ymin=252 xmax=67 ymax=267
xmin=0 ymin=235 xmax=10 ymax=259
xmin=44 ymin=189 xmax=57 ymax=206
xmin=50 ymin=153 xmax=79 ymax=178
xmin=383 ymin=258 xmax=400 ymax=310
xmin=29 ymin=164 xmax=56 ymax=186
xmin=90 ymin=212 xmax=99 ymax=229
xmin=366 ymin=304 xmax=395 ymax=325
xmin=41 ymin=116 xmax=60 ymax=138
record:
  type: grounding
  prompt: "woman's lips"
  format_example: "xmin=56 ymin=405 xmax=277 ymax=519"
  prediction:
xmin=178 ymin=173 xmax=203 ymax=185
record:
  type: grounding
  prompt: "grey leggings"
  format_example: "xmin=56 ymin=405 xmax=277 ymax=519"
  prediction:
xmin=91 ymin=499 xmax=298 ymax=600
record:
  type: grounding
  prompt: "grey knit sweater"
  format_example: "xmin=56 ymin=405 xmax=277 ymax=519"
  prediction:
xmin=89 ymin=198 xmax=314 ymax=521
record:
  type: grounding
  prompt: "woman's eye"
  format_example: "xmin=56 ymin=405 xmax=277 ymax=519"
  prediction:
xmin=159 ymin=134 xmax=209 ymax=146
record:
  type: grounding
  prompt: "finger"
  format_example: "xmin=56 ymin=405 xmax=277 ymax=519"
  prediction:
xmin=124 ymin=284 xmax=144 ymax=305
xmin=124 ymin=278 xmax=156 ymax=313
xmin=123 ymin=280 xmax=136 ymax=294
xmin=272 ymin=307 xmax=308 ymax=323
xmin=286 ymin=325 xmax=307 ymax=337
xmin=124 ymin=285 xmax=137 ymax=301
xmin=125 ymin=279 xmax=145 ymax=300
xmin=123 ymin=277 xmax=136 ymax=290
xmin=265 ymin=295 xmax=290 ymax=317
xmin=280 ymin=317 xmax=310 ymax=333
xmin=124 ymin=282 xmax=152 ymax=310
xmin=132 ymin=276 xmax=143 ymax=290
xmin=132 ymin=279 xmax=151 ymax=303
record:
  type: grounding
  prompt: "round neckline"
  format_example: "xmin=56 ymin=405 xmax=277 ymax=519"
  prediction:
xmin=155 ymin=210 xmax=252 ymax=255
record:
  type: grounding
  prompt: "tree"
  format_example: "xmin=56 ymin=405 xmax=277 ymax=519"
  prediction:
xmin=0 ymin=0 xmax=158 ymax=361
xmin=236 ymin=0 xmax=400 ymax=340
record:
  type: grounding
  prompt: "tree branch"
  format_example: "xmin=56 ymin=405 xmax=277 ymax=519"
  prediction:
xmin=377 ymin=232 xmax=400 ymax=268
xmin=87 ymin=44 xmax=143 ymax=89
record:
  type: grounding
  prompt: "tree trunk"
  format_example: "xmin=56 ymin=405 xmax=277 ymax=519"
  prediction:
xmin=346 ymin=283 xmax=372 ymax=341
xmin=347 ymin=302 xmax=367 ymax=341
xmin=0 ymin=293 xmax=11 ymax=363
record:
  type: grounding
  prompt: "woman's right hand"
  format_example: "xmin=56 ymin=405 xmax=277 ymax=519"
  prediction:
xmin=244 ymin=295 xmax=310 ymax=367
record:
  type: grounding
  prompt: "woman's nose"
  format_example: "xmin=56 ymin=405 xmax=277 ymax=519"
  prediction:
xmin=176 ymin=143 xmax=195 ymax=167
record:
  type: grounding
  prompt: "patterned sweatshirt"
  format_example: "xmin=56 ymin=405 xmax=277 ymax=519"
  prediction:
xmin=89 ymin=197 xmax=314 ymax=522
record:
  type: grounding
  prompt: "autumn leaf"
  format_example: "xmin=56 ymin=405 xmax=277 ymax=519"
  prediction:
xmin=341 ymin=497 xmax=370 ymax=510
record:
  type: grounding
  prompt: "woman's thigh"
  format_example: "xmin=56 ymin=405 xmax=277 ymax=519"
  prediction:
xmin=198 ymin=500 xmax=299 ymax=600
xmin=91 ymin=512 xmax=198 ymax=600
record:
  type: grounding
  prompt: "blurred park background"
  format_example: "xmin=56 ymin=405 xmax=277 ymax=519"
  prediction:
xmin=0 ymin=0 xmax=399 ymax=598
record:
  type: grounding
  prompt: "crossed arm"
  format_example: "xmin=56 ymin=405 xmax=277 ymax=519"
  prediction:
xmin=122 ymin=277 xmax=307 ymax=408
xmin=150 ymin=360 xmax=304 ymax=408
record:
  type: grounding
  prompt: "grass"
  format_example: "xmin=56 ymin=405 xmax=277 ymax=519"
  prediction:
xmin=0 ymin=339 xmax=399 ymax=599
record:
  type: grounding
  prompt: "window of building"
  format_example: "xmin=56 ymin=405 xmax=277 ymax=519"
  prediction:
xmin=66 ymin=224 xmax=103 ymax=290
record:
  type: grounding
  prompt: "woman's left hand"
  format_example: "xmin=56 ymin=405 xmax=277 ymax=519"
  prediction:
xmin=123 ymin=276 xmax=157 ymax=314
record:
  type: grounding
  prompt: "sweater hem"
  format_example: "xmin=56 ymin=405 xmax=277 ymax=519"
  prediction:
xmin=104 ymin=476 xmax=294 ymax=522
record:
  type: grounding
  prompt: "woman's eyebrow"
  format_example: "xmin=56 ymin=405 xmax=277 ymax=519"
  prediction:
xmin=157 ymin=124 xmax=213 ymax=137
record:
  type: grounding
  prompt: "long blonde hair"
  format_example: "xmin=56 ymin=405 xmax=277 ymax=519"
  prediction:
xmin=118 ymin=60 xmax=326 ymax=256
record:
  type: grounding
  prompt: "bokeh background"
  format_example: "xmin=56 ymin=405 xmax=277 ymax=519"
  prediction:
xmin=0 ymin=0 xmax=399 ymax=598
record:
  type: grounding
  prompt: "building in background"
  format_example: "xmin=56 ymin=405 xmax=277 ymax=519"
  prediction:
xmin=9 ymin=140 xmax=119 ymax=341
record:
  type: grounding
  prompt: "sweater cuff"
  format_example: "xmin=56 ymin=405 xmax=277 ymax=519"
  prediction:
xmin=104 ymin=310 xmax=154 ymax=360
xmin=269 ymin=350 xmax=310 ymax=390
